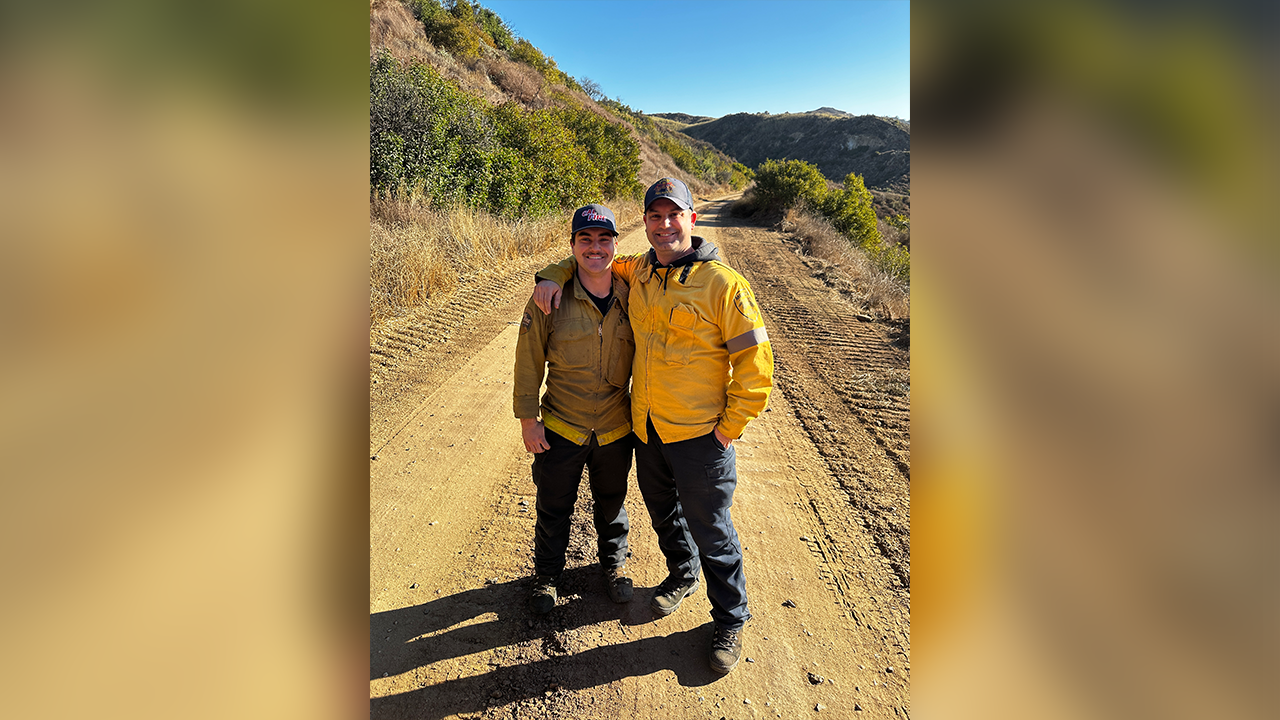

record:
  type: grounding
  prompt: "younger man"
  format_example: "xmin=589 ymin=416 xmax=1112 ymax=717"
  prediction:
xmin=513 ymin=204 xmax=637 ymax=613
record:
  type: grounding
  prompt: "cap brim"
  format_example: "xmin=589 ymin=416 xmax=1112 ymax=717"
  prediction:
xmin=572 ymin=223 xmax=618 ymax=234
xmin=644 ymin=195 xmax=693 ymax=211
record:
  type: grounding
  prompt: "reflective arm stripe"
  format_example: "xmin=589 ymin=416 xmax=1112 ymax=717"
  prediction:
xmin=726 ymin=327 xmax=769 ymax=354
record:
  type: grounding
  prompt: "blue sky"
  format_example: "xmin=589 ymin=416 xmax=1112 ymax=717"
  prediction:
xmin=479 ymin=0 xmax=910 ymax=120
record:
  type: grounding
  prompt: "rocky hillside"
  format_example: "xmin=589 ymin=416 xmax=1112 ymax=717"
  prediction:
xmin=681 ymin=110 xmax=910 ymax=193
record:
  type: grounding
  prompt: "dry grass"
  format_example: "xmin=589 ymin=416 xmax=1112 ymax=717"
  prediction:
xmin=369 ymin=197 xmax=566 ymax=327
xmin=781 ymin=206 xmax=910 ymax=320
xmin=483 ymin=57 xmax=547 ymax=107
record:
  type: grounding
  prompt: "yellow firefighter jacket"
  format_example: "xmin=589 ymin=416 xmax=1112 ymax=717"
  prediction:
xmin=513 ymin=272 xmax=635 ymax=446
xmin=537 ymin=237 xmax=773 ymax=445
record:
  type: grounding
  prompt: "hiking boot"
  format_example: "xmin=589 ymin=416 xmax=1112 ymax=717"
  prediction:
xmin=530 ymin=575 xmax=557 ymax=614
xmin=604 ymin=564 xmax=633 ymax=604
xmin=649 ymin=575 xmax=699 ymax=617
xmin=709 ymin=625 xmax=743 ymax=675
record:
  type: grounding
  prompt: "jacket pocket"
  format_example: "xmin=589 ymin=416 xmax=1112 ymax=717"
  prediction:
xmin=664 ymin=304 xmax=699 ymax=365
xmin=605 ymin=317 xmax=635 ymax=388
xmin=549 ymin=317 xmax=596 ymax=370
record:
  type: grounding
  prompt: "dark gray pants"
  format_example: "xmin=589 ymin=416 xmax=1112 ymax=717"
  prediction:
xmin=634 ymin=417 xmax=749 ymax=630
xmin=531 ymin=429 xmax=632 ymax=577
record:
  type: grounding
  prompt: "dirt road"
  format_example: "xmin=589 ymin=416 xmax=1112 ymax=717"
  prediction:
xmin=369 ymin=198 xmax=911 ymax=719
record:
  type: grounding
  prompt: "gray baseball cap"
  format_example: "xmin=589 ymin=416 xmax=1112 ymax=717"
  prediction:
xmin=643 ymin=177 xmax=694 ymax=211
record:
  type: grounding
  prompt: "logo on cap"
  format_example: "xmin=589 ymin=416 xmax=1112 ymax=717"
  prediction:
xmin=582 ymin=208 xmax=607 ymax=222
xmin=653 ymin=179 xmax=675 ymax=195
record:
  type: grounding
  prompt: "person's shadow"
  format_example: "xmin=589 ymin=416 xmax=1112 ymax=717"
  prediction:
xmin=371 ymin=566 xmax=722 ymax=719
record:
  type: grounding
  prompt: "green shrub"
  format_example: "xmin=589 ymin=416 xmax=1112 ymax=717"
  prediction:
xmin=510 ymin=38 xmax=575 ymax=86
xmin=405 ymin=0 xmax=484 ymax=59
xmin=752 ymin=158 xmax=828 ymax=210
xmin=555 ymin=106 xmax=642 ymax=199
xmin=747 ymin=158 xmax=909 ymax=283
xmin=370 ymin=52 xmax=640 ymax=218
xmin=821 ymin=172 xmax=881 ymax=251
xmin=476 ymin=7 xmax=514 ymax=50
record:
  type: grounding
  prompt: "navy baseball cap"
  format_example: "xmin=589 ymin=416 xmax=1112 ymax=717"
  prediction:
xmin=571 ymin=204 xmax=618 ymax=235
xmin=644 ymin=177 xmax=694 ymax=211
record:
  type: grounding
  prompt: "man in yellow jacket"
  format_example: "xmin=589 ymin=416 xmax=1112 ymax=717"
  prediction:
xmin=514 ymin=204 xmax=636 ymax=615
xmin=534 ymin=178 xmax=774 ymax=674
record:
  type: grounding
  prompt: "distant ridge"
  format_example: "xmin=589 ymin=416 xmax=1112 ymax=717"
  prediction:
xmin=680 ymin=110 xmax=909 ymax=193
xmin=651 ymin=112 xmax=714 ymax=125
xmin=811 ymin=106 xmax=854 ymax=117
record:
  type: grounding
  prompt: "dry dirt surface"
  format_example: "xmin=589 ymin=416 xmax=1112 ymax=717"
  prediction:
xmin=369 ymin=197 xmax=911 ymax=719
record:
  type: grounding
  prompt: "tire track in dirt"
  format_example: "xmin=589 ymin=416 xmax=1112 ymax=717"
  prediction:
xmin=701 ymin=203 xmax=912 ymax=595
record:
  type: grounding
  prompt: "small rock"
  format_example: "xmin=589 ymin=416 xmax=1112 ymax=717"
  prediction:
xmin=429 ymin=521 xmax=438 ymax=525
xmin=855 ymin=703 xmax=863 ymax=711
xmin=486 ymin=577 xmax=500 ymax=585
xmin=886 ymin=666 xmax=894 ymax=673
xmin=519 ymin=499 xmax=529 ymax=506
xmin=800 ymin=536 xmax=812 ymax=542
xmin=807 ymin=672 xmax=824 ymax=684
xmin=745 ymin=657 xmax=755 ymax=663
xmin=815 ymin=703 xmax=825 ymax=712
xmin=782 ymin=599 xmax=797 ymax=608
xmin=371 ymin=455 xmax=379 ymax=460
xmin=409 ymin=583 xmax=418 ymax=589
xmin=744 ymin=699 xmax=752 ymax=705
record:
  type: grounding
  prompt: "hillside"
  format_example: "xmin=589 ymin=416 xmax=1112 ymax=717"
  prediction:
xmin=682 ymin=111 xmax=910 ymax=194
xmin=369 ymin=0 xmax=747 ymax=201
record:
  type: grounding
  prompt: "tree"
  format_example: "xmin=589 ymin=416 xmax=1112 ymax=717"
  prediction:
xmin=579 ymin=77 xmax=603 ymax=101
xmin=822 ymin=172 xmax=881 ymax=251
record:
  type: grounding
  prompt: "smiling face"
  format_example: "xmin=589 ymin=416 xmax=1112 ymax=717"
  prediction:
xmin=644 ymin=198 xmax=697 ymax=264
xmin=571 ymin=227 xmax=617 ymax=276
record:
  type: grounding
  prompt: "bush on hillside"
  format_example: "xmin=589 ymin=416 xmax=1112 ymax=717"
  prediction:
xmin=745 ymin=160 xmax=908 ymax=283
xmin=556 ymin=105 xmax=643 ymax=200
xmin=752 ymin=158 xmax=828 ymax=210
xmin=510 ymin=38 xmax=578 ymax=89
xmin=821 ymin=172 xmax=881 ymax=251
xmin=407 ymin=0 xmax=483 ymax=59
xmin=370 ymin=52 xmax=640 ymax=218
xmin=475 ymin=6 xmax=514 ymax=50
xmin=406 ymin=0 xmax=516 ymax=57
